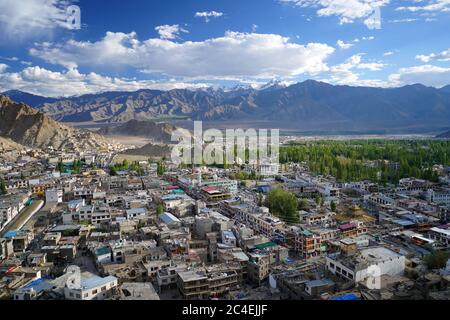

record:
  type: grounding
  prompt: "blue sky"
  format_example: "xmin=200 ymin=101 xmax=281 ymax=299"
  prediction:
xmin=0 ymin=0 xmax=450 ymax=96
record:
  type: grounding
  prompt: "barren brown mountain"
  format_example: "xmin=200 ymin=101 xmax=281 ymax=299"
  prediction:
xmin=0 ymin=95 xmax=113 ymax=152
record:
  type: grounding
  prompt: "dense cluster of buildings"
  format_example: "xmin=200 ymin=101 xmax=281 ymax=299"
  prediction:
xmin=0 ymin=147 xmax=449 ymax=300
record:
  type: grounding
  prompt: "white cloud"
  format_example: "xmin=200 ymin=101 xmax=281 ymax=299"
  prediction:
xmin=0 ymin=56 xmax=19 ymax=62
xmin=195 ymin=11 xmax=224 ymax=22
xmin=337 ymin=40 xmax=354 ymax=49
xmin=396 ymin=0 xmax=450 ymax=13
xmin=383 ymin=51 xmax=394 ymax=56
xmin=29 ymin=31 xmax=335 ymax=79
xmin=0 ymin=66 xmax=211 ymax=97
xmin=416 ymin=48 xmax=450 ymax=62
xmin=281 ymin=0 xmax=390 ymax=25
xmin=389 ymin=64 xmax=450 ymax=87
xmin=155 ymin=24 xmax=188 ymax=40
xmin=0 ymin=0 xmax=75 ymax=40
xmin=0 ymin=63 xmax=9 ymax=73
xmin=327 ymin=53 xmax=387 ymax=86
xmin=389 ymin=18 xmax=418 ymax=23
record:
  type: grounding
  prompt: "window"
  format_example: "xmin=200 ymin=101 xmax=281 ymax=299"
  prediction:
xmin=92 ymin=289 xmax=98 ymax=295
xmin=101 ymin=286 xmax=107 ymax=292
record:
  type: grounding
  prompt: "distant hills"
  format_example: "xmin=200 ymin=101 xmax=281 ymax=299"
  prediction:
xmin=121 ymin=143 xmax=172 ymax=158
xmin=2 ymin=90 xmax=58 ymax=107
xmin=0 ymin=96 xmax=114 ymax=152
xmin=98 ymin=119 xmax=186 ymax=144
xmin=4 ymin=80 xmax=450 ymax=132
xmin=436 ymin=129 xmax=450 ymax=138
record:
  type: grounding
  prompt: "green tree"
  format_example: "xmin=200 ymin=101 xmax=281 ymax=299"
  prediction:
xmin=57 ymin=161 xmax=65 ymax=173
xmin=157 ymin=161 xmax=166 ymax=176
xmin=315 ymin=194 xmax=324 ymax=207
xmin=330 ymin=200 xmax=337 ymax=212
xmin=299 ymin=198 xmax=310 ymax=211
xmin=0 ymin=179 xmax=7 ymax=195
xmin=265 ymin=188 xmax=299 ymax=224
xmin=109 ymin=166 xmax=118 ymax=176
xmin=424 ymin=251 xmax=450 ymax=270
xmin=156 ymin=204 xmax=164 ymax=215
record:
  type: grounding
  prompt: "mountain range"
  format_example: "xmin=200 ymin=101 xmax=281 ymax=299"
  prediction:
xmin=4 ymin=80 xmax=450 ymax=132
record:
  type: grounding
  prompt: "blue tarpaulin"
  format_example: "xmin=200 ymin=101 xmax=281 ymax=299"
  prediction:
xmin=332 ymin=294 xmax=360 ymax=300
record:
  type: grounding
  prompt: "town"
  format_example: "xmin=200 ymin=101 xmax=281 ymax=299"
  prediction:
xmin=0 ymin=137 xmax=449 ymax=301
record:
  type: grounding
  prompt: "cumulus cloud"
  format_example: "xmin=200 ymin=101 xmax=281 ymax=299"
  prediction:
xmin=281 ymin=0 xmax=389 ymax=25
xmin=29 ymin=31 xmax=335 ymax=79
xmin=416 ymin=48 xmax=450 ymax=62
xmin=0 ymin=0 xmax=76 ymax=40
xmin=0 ymin=66 xmax=211 ymax=97
xmin=326 ymin=54 xmax=387 ymax=86
xmin=0 ymin=63 xmax=9 ymax=73
xmin=155 ymin=24 xmax=188 ymax=40
xmin=389 ymin=64 xmax=450 ymax=87
xmin=195 ymin=11 xmax=224 ymax=22
xmin=337 ymin=40 xmax=354 ymax=49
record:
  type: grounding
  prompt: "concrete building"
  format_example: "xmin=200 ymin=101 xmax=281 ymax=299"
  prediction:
xmin=64 ymin=266 xmax=118 ymax=300
xmin=45 ymin=189 xmax=63 ymax=203
xmin=326 ymin=247 xmax=405 ymax=283
xmin=428 ymin=227 xmax=450 ymax=247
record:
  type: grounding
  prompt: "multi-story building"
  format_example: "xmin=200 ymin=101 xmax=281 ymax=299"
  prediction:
xmin=176 ymin=263 xmax=243 ymax=299
xmin=294 ymin=229 xmax=322 ymax=259
xmin=428 ymin=227 xmax=450 ymax=247
xmin=426 ymin=189 xmax=450 ymax=206
xmin=176 ymin=270 xmax=210 ymax=300
xmin=64 ymin=266 xmax=118 ymax=300
xmin=326 ymin=246 xmax=405 ymax=283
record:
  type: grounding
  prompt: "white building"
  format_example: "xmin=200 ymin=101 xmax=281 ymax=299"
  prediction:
xmin=326 ymin=246 xmax=405 ymax=283
xmin=426 ymin=189 xmax=450 ymax=205
xmin=126 ymin=208 xmax=147 ymax=220
xmin=64 ymin=266 xmax=118 ymax=300
xmin=221 ymin=230 xmax=237 ymax=247
xmin=365 ymin=193 xmax=395 ymax=206
xmin=45 ymin=189 xmax=63 ymax=203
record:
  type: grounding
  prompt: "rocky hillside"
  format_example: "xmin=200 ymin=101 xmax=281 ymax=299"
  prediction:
xmin=0 ymin=96 xmax=114 ymax=152
xmin=121 ymin=143 xmax=172 ymax=158
xmin=0 ymin=137 xmax=28 ymax=161
xmin=98 ymin=119 xmax=186 ymax=144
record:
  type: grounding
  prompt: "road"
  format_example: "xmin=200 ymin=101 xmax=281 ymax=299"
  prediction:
xmin=0 ymin=200 xmax=44 ymax=237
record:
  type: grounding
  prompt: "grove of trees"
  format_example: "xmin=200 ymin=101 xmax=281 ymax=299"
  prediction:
xmin=265 ymin=188 xmax=299 ymax=224
xmin=280 ymin=140 xmax=446 ymax=184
